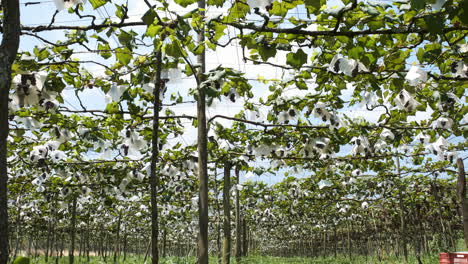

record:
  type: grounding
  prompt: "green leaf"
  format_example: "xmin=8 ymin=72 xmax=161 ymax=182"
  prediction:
xmin=410 ymin=0 xmax=425 ymax=10
xmin=206 ymin=86 xmax=218 ymax=97
xmin=296 ymin=79 xmax=308 ymax=90
xmin=36 ymin=48 xmax=50 ymax=61
xmin=43 ymin=75 xmax=65 ymax=93
xmin=258 ymin=45 xmax=277 ymax=61
xmin=184 ymin=64 xmax=194 ymax=76
xmin=106 ymin=27 xmax=115 ymax=38
xmin=13 ymin=257 xmax=30 ymax=264
xmin=115 ymin=47 xmax=132 ymax=65
xmin=424 ymin=15 xmax=443 ymax=35
xmin=128 ymin=103 xmax=142 ymax=115
xmin=90 ymin=34 xmax=109 ymax=44
xmin=207 ymin=41 xmax=217 ymax=50
xmin=208 ymin=0 xmax=224 ymax=7
xmin=142 ymin=8 xmax=157 ymax=25
xmin=368 ymin=20 xmax=385 ymax=30
xmin=192 ymin=44 xmax=205 ymax=55
xmin=105 ymin=102 xmax=120 ymax=113
xmin=286 ymin=49 xmax=307 ymax=69
xmin=164 ymin=41 xmax=184 ymax=58
xmin=174 ymin=0 xmax=197 ymax=7
xmin=422 ymin=43 xmax=441 ymax=62
xmin=211 ymin=23 xmax=227 ymax=42
xmin=304 ymin=0 xmax=325 ymax=15
xmin=115 ymin=4 xmax=128 ymax=20
xmin=98 ymin=43 xmax=112 ymax=59
xmin=416 ymin=48 xmax=424 ymax=63
xmin=348 ymin=46 xmax=364 ymax=60
xmin=460 ymin=0 xmax=468 ymax=25
xmin=269 ymin=1 xmax=289 ymax=17
xmin=89 ymin=0 xmax=107 ymax=9
xmin=118 ymin=30 xmax=133 ymax=46
xmin=146 ymin=24 xmax=162 ymax=38
xmin=225 ymin=2 xmax=250 ymax=23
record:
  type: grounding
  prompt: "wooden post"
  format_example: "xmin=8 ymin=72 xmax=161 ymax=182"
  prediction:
xmin=103 ymin=233 xmax=107 ymax=259
xmin=213 ymin=166 xmax=222 ymax=264
xmin=222 ymin=163 xmax=232 ymax=264
xmin=235 ymin=168 xmax=242 ymax=262
xmin=162 ymin=228 xmax=167 ymax=258
xmin=143 ymin=240 xmax=151 ymax=264
xmin=242 ymin=218 xmax=248 ymax=257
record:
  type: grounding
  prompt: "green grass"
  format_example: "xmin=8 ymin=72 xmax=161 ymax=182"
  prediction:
xmin=240 ymin=255 xmax=438 ymax=263
xmin=19 ymin=254 xmax=439 ymax=264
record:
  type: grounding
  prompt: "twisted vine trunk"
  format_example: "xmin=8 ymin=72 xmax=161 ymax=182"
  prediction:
xmin=45 ymin=219 xmax=52 ymax=263
xmin=457 ymin=158 xmax=468 ymax=248
xmin=0 ymin=1 xmax=20 ymax=263
xmin=45 ymin=216 xmax=52 ymax=262
xmin=196 ymin=0 xmax=209 ymax=262
xmin=69 ymin=198 xmax=77 ymax=264
xmin=86 ymin=216 xmax=90 ymax=263
xmin=396 ymin=157 xmax=407 ymax=261
xmin=150 ymin=49 xmax=163 ymax=264
xmin=123 ymin=233 xmax=127 ymax=262
xmin=242 ymin=218 xmax=247 ymax=257
xmin=113 ymin=212 xmax=122 ymax=264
